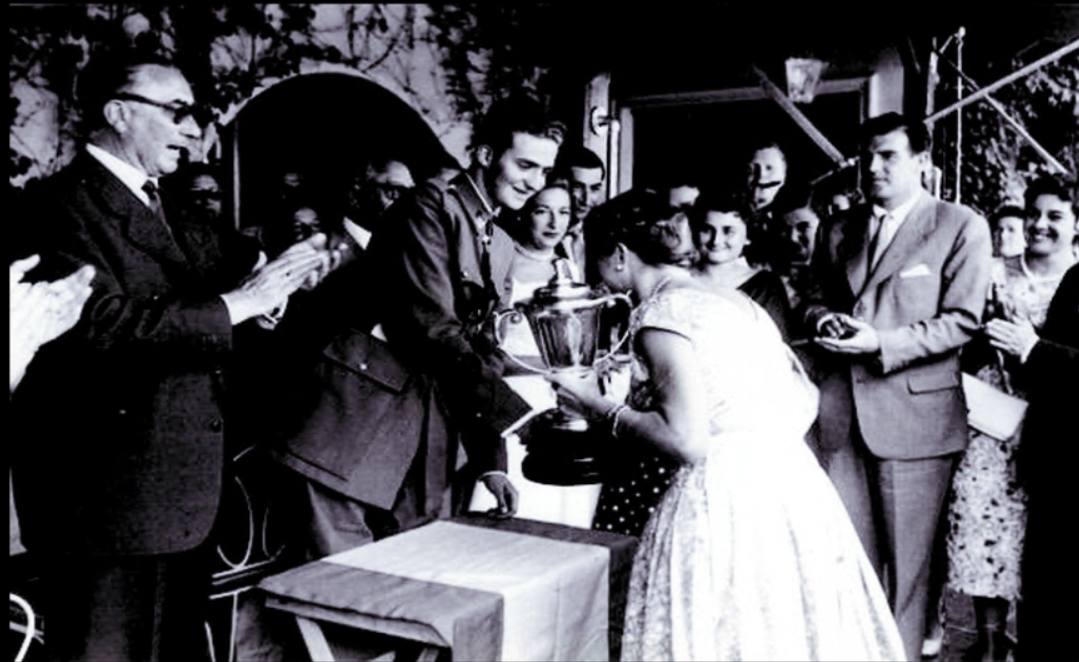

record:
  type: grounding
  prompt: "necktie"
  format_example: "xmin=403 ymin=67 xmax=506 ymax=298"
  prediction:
xmin=141 ymin=180 xmax=175 ymax=242
xmin=868 ymin=211 xmax=892 ymax=271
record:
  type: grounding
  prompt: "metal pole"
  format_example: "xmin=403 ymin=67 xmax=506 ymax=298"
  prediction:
xmin=955 ymin=27 xmax=964 ymax=204
xmin=750 ymin=65 xmax=847 ymax=166
xmin=926 ymin=37 xmax=1079 ymax=123
xmin=936 ymin=50 xmax=1073 ymax=176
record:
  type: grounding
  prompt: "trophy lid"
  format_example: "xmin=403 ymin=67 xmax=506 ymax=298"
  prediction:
xmin=530 ymin=258 xmax=594 ymax=304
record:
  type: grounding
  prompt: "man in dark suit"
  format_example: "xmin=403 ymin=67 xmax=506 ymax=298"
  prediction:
xmin=803 ymin=112 xmax=992 ymax=660
xmin=272 ymin=97 xmax=565 ymax=557
xmin=10 ymin=53 xmax=330 ymax=661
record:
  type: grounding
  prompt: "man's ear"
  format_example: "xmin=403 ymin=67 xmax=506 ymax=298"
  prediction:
xmin=102 ymin=100 xmax=129 ymax=133
xmin=474 ymin=145 xmax=493 ymax=169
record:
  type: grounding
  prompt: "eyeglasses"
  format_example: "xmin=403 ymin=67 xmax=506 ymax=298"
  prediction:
xmin=114 ymin=92 xmax=199 ymax=125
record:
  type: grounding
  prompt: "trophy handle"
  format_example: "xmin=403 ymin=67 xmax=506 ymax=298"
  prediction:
xmin=598 ymin=292 xmax=635 ymax=358
xmin=492 ymin=308 xmax=549 ymax=375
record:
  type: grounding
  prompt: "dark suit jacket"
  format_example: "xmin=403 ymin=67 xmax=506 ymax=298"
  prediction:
xmin=804 ymin=193 xmax=992 ymax=459
xmin=272 ymin=171 xmax=529 ymax=516
xmin=1016 ymin=263 xmax=1079 ymax=494
xmin=11 ymin=154 xmax=258 ymax=557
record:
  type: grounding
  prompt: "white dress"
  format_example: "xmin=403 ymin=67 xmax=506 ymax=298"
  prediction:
xmin=620 ymin=286 xmax=906 ymax=661
xmin=470 ymin=275 xmax=602 ymax=528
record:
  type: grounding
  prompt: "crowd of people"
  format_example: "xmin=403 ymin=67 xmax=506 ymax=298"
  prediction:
xmin=9 ymin=50 xmax=1079 ymax=662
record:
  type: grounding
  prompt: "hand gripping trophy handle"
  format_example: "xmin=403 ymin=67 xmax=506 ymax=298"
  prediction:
xmin=493 ymin=308 xmax=550 ymax=374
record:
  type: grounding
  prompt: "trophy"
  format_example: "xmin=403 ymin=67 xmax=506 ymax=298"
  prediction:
xmin=493 ymin=259 xmax=632 ymax=485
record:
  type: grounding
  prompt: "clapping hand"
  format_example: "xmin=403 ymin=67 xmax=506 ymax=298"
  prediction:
xmin=11 ymin=255 xmax=96 ymax=390
xmin=985 ymin=317 xmax=1039 ymax=359
xmin=226 ymin=233 xmax=332 ymax=323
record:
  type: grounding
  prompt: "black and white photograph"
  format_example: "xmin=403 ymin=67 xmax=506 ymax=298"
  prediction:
xmin=8 ymin=3 xmax=1079 ymax=661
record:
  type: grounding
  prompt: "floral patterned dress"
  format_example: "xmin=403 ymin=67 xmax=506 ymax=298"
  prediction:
xmin=947 ymin=255 xmax=1072 ymax=600
xmin=617 ymin=286 xmax=905 ymax=661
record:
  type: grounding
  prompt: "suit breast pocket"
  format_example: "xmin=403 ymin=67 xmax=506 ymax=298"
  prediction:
xmin=321 ymin=328 xmax=411 ymax=393
xmin=889 ymin=271 xmax=941 ymax=319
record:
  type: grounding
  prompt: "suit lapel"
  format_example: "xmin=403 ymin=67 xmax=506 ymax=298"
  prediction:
xmin=81 ymin=156 xmax=191 ymax=273
xmin=841 ymin=209 xmax=873 ymax=297
xmin=863 ymin=194 xmax=937 ymax=294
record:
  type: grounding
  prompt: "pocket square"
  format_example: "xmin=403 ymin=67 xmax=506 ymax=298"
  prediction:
xmin=899 ymin=264 xmax=932 ymax=278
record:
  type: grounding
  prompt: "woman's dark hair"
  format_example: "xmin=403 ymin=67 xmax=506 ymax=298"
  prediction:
xmin=1024 ymin=175 xmax=1078 ymax=216
xmin=686 ymin=189 xmax=747 ymax=235
xmin=584 ymin=188 xmax=698 ymax=278
xmin=988 ymin=205 xmax=1027 ymax=232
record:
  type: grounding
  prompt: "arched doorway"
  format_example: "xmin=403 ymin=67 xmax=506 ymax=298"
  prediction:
xmin=225 ymin=72 xmax=452 ymax=231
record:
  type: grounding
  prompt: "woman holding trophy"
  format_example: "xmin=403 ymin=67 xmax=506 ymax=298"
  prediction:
xmin=547 ymin=189 xmax=905 ymax=661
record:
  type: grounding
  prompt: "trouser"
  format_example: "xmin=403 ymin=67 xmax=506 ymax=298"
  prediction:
xmin=820 ymin=423 xmax=958 ymax=662
xmin=39 ymin=545 xmax=213 ymax=662
xmin=282 ymin=448 xmax=453 ymax=560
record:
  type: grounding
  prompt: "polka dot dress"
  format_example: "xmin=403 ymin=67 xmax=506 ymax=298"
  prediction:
xmin=593 ymin=452 xmax=680 ymax=537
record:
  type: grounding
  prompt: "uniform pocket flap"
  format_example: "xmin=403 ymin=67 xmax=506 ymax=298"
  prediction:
xmin=907 ymin=370 xmax=961 ymax=394
xmin=322 ymin=328 xmax=411 ymax=393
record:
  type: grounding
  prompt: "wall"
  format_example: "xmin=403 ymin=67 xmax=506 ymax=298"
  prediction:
xmin=9 ymin=4 xmax=510 ymax=188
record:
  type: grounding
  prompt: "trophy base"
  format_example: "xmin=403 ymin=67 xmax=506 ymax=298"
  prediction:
xmin=519 ymin=413 xmax=607 ymax=486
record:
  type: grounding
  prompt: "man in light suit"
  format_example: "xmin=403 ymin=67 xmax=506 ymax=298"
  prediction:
xmin=272 ymin=96 xmax=565 ymax=557
xmin=11 ymin=53 xmax=329 ymax=661
xmin=803 ymin=112 xmax=992 ymax=660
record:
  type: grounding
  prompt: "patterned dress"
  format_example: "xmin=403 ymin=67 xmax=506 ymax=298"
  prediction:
xmin=618 ymin=286 xmax=905 ymax=661
xmin=947 ymin=255 xmax=1073 ymax=600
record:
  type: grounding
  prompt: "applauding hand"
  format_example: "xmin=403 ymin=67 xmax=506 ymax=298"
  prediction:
xmin=985 ymin=317 xmax=1039 ymax=359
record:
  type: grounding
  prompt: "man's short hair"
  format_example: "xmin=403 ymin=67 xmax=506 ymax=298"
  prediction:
xmin=1024 ymin=174 xmax=1079 ymax=216
xmin=470 ymin=95 xmax=566 ymax=156
xmin=988 ymin=204 xmax=1027 ymax=232
xmin=556 ymin=145 xmax=605 ymax=178
xmin=179 ymin=161 xmax=221 ymax=184
xmin=75 ymin=51 xmax=179 ymax=132
xmin=747 ymin=140 xmax=787 ymax=163
xmin=772 ymin=183 xmax=814 ymax=216
xmin=354 ymin=155 xmax=412 ymax=183
xmin=860 ymin=112 xmax=931 ymax=154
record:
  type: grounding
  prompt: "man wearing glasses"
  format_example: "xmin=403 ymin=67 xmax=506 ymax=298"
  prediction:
xmin=11 ymin=53 xmax=330 ymax=661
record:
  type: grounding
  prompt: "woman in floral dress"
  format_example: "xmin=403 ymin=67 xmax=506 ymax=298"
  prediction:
xmin=946 ymin=176 xmax=1078 ymax=661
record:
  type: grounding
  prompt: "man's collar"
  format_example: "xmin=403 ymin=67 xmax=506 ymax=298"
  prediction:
xmin=452 ymin=170 xmax=500 ymax=235
xmin=342 ymin=216 xmax=373 ymax=250
xmin=872 ymin=189 xmax=924 ymax=226
xmin=85 ymin=143 xmax=154 ymax=206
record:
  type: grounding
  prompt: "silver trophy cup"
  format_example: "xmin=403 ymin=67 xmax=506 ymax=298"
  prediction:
xmin=493 ymin=259 xmax=632 ymax=483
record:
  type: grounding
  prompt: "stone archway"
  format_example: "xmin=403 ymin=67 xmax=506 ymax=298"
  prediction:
xmin=224 ymin=71 xmax=453 ymax=230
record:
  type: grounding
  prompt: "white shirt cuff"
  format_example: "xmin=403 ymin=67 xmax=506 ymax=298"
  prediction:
xmin=1019 ymin=336 xmax=1039 ymax=364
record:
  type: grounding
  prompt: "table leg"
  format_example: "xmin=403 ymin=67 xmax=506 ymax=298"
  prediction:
xmin=414 ymin=645 xmax=441 ymax=662
xmin=295 ymin=616 xmax=335 ymax=661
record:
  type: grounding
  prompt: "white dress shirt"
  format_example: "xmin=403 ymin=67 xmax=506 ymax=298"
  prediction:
xmin=869 ymin=189 xmax=924 ymax=269
xmin=85 ymin=143 xmax=156 ymax=207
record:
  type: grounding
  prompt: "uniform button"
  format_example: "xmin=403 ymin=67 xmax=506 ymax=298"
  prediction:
xmin=209 ymin=418 xmax=223 ymax=432
xmin=359 ymin=362 xmax=368 ymax=371
xmin=475 ymin=412 xmax=483 ymax=419
xmin=118 ymin=408 xmax=128 ymax=416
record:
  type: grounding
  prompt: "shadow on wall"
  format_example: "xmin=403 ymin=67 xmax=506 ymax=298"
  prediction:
xmin=228 ymin=73 xmax=454 ymax=232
